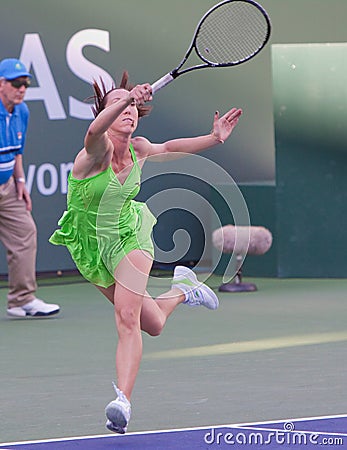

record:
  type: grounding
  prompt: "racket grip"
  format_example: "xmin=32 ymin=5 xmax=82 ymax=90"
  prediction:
xmin=151 ymin=73 xmax=174 ymax=95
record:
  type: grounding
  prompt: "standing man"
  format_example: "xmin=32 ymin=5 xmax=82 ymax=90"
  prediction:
xmin=0 ymin=58 xmax=60 ymax=317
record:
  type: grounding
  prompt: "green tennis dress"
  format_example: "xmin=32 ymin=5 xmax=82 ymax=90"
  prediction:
xmin=49 ymin=144 xmax=157 ymax=288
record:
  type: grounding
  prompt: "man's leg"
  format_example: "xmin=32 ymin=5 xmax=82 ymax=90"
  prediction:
xmin=0 ymin=178 xmax=37 ymax=309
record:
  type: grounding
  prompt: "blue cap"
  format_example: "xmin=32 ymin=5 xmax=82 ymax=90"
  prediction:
xmin=0 ymin=58 xmax=32 ymax=80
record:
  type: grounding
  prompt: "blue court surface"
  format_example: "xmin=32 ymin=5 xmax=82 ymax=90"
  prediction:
xmin=1 ymin=414 xmax=346 ymax=449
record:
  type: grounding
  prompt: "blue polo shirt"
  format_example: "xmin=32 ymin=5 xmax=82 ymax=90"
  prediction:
xmin=0 ymin=99 xmax=29 ymax=185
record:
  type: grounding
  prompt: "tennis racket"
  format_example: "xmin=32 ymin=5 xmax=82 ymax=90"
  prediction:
xmin=151 ymin=0 xmax=271 ymax=94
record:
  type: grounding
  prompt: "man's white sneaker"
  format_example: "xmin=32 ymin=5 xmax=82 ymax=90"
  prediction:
xmin=172 ymin=266 xmax=219 ymax=310
xmin=7 ymin=298 xmax=60 ymax=317
xmin=105 ymin=383 xmax=131 ymax=434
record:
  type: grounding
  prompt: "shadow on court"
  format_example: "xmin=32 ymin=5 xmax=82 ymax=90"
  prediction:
xmin=1 ymin=275 xmax=347 ymax=447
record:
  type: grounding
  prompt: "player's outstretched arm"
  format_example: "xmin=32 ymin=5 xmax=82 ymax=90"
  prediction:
xmin=147 ymin=107 xmax=242 ymax=160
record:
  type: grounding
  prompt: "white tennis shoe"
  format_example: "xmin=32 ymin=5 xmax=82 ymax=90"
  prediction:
xmin=7 ymin=298 xmax=60 ymax=318
xmin=105 ymin=383 xmax=131 ymax=434
xmin=172 ymin=266 xmax=219 ymax=310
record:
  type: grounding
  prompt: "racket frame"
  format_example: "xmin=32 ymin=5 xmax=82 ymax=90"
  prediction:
xmin=151 ymin=0 xmax=271 ymax=94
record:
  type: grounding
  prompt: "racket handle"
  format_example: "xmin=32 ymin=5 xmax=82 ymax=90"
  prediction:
xmin=151 ymin=73 xmax=174 ymax=95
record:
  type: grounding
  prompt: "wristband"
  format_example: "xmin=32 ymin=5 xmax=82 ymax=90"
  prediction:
xmin=15 ymin=177 xmax=26 ymax=183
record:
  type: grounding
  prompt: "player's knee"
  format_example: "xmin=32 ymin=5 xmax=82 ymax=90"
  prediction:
xmin=116 ymin=307 xmax=140 ymax=334
xmin=147 ymin=325 xmax=163 ymax=337
xmin=146 ymin=317 xmax=165 ymax=337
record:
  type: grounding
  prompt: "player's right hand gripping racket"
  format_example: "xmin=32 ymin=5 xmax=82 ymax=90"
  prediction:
xmin=151 ymin=0 xmax=271 ymax=95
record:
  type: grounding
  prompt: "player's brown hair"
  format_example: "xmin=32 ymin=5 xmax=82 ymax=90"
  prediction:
xmin=91 ymin=71 xmax=152 ymax=118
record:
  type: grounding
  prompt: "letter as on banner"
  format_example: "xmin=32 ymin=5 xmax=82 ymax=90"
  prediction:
xmin=67 ymin=29 xmax=114 ymax=119
xmin=20 ymin=33 xmax=66 ymax=120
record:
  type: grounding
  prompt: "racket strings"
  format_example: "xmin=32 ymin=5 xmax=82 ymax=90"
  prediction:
xmin=196 ymin=1 xmax=269 ymax=65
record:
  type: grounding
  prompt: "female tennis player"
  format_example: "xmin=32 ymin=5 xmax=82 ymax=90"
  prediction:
xmin=50 ymin=72 xmax=242 ymax=434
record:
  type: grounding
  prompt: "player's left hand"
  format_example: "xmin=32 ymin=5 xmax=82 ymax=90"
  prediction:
xmin=212 ymin=108 xmax=242 ymax=143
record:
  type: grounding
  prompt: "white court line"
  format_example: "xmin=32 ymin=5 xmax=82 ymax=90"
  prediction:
xmin=1 ymin=413 xmax=346 ymax=447
xmin=236 ymin=413 xmax=347 ymax=437
xmin=234 ymin=425 xmax=347 ymax=437
xmin=234 ymin=412 xmax=347 ymax=428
